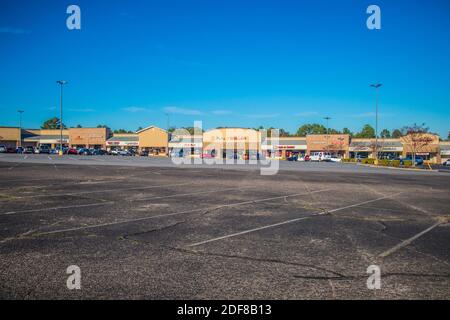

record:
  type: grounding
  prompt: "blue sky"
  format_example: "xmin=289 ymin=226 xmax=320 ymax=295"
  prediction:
xmin=1 ymin=0 xmax=449 ymax=137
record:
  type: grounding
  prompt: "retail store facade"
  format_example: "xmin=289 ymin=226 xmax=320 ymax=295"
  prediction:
xmin=1 ymin=126 xmax=448 ymax=163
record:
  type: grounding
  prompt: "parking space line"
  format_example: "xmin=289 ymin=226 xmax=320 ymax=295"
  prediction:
xmin=378 ymin=220 xmax=443 ymax=258
xmin=186 ymin=192 xmax=403 ymax=247
xmin=11 ymin=182 xmax=194 ymax=199
xmin=0 ymin=201 xmax=114 ymax=216
xmin=34 ymin=188 xmax=332 ymax=236
xmin=135 ymin=186 xmax=254 ymax=201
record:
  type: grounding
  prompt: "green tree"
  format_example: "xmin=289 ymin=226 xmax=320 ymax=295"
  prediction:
xmin=41 ymin=117 xmax=66 ymax=129
xmin=296 ymin=123 xmax=327 ymax=136
xmin=342 ymin=127 xmax=353 ymax=137
xmin=76 ymin=124 xmax=82 ymax=128
xmin=392 ymin=129 xmax=402 ymax=138
xmin=380 ymin=129 xmax=391 ymax=138
xmin=354 ymin=124 xmax=375 ymax=138
xmin=447 ymin=132 xmax=450 ymax=140
xmin=97 ymin=124 xmax=109 ymax=128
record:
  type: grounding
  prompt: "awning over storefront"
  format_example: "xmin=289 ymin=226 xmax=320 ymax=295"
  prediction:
xmin=349 ymin=141 xmax=403 ymax=152
xmin=106 ymin=136 xmax=139 ymax=147
xmin=24 ymin=135 xmax=69 ymax=144
xmin=261 ymin=139 xmax=307 ymax=150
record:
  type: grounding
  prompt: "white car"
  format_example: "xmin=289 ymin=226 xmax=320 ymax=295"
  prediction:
xmin=330 ymin=156 xmax=342 ymax=162
xmin=443 ymin=160 xmax=450 ymax=166
xmin=0 ymin=145 xmax=6 ymax=153
xmin=310 ymin=152 xmax=331 ymax=162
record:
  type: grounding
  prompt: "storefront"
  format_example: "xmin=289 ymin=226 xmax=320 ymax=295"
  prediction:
xmin=307 ymin=134 xmax=350 ymax=158
xmin=106 ymin=135 xmax=139 ymax=151
xmin=203 ymin=128 xmax=261 ymax=159
xmin=137 ymin=126 xmax=168 ymax=156
xmin=349 ymin=139 xmax=403 ymax=159
xmin=168 ymin=135 xmax=203 ymax=157
xmin=69 ymin=128 xmax=111 ymax=149
xmin=262 ymin=138 xmax=307 ymax=159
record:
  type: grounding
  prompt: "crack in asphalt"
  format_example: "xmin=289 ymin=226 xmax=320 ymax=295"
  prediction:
xmin=165 ymin=246 xmax=346 ymax=278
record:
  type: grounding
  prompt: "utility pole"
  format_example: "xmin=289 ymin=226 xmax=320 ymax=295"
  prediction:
xmin=56 ymin=80 xmax=68 ymax=155
xmin=166 ymin=113 xmax=170 ymax=157
xmin=18 ymin=110 xmax=24 ymax=148
xmin=324 ymin=116 xmax=331 ymax=154
xmin=370 ymin=83 xmax=382 ymax=163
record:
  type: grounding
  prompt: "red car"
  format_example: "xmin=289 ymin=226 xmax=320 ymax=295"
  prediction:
xmin=304 ymin=155 xmax=311 ymax=161
xmin=67 ymin=148 xmax=78 ymax=155
xmin=200 ymin=153 xmax=215 ymax=159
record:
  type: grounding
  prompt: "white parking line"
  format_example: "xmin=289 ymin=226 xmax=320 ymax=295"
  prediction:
xmin=11 ymin=182 xmax=194 ymax=199
xmin=34 ymin=188 xmax=332 ymax=236
xmin=378 ymin=220 xmax=442 ymax=258
xmin=135 ymin=186 xmax=254 ymax=201
xmin=186 ymin=192 xmax=403 ymax=247
xmin=0 ymin=202 xmax=114 ymax=216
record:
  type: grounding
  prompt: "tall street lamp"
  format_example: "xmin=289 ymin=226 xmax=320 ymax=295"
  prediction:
xmin=18 ymin=110 xmax=24 ymax=148
xmin=56 ymin=80 xmax=68 ymax=155
xmin=166 ymin=112 xmax=171 ymax=157
xmin=370 ymin=83 xmax=382 ymax=162
xmin=324 ymin=116 xmax=331 ymax=153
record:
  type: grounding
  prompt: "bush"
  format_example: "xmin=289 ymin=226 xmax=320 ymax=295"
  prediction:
xmin=378 ymin=159 xmax=389 ymax=166
xmin=402 ymin=160 xmax=413 ymax=167
xmin=391 ymin=160 xmax=400 ymax=167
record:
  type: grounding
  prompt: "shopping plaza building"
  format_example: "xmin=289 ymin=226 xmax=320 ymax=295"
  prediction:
xmin=1 ymin=125 xmax=449 ymax=163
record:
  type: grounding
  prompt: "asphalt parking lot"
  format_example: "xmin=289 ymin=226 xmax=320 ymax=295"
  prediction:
xmin=0 ymin=154 xmax=449 ymax=299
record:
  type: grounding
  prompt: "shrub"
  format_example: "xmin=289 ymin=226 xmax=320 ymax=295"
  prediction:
xmin=391 ymin=160 xmax=400 ymax=167
xmin=402 ymin=160 xmax=413 ymax=167
xmin=378 ymin=159 xmax=389 ymax=166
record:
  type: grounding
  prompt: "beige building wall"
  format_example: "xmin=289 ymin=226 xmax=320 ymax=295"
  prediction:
xmin=306 ymin=134 xmax=350 ymax=157
xmin=137 ymin=126 xmax=168 ymax=155
xmin=69 ymin=128 xmax=111 ymax=148
xmin=203 ymin=128 xmax=261 ymax=157
xmin=0 ymin=127 xmax=20 ymax=148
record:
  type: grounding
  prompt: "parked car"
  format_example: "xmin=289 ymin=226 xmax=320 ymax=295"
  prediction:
xmin=23 ymin=146 xmax=35 ymax=154
xmin=78 ymin=148 xmax=92 ymax=155
xmin=67 ymin=148 xmax=78 ymax=155
xmin=7 ymin=147 xmax=16 ymax=153
xmin=310 ymin=152 xmax=331 ymax=162
xmin=16 ymin=147 xmax=24 ymax=154
xmin=330 ymin=156 xmax=342 ymax=162
xmin=201 ymin=153 xmax=215 ymax=159
xmin=397 ymin=156 xmax=424 ymax=166
xmin=0 ymin=145 xmax=6 ymax=153
xmin=117 ymin=150 xmax=132 ymax=156
xmin=443 ymin=160 xmax=450 ymax=166
xmin=91 ymin=149 xmax=108 ymax=155
xmin=38 ymin=145 xmax=50 ymax=154
xmin=139 ymin=150 xmax=149 ymax=157
xmin=287 ymin=155 xmax=298 ymax=161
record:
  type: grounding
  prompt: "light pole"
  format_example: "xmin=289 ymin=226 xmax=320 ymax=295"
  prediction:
xmin=166 ymin=112 xmax=170 ymax=157
xmin=324 ymin=116 xmax=331 ymax=153
xmin=56 ymin=80 xmax=68 ymax=155
xmin=370 ymin=83 xmax=382 ymax=162
xmin=18 ymin=110 xmax=24 ymax=148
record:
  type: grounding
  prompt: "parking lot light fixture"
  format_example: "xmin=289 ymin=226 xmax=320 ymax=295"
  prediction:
xmin=56 ymin=80 xmax=68 ymax=155
xmin=370 ymin=83 xmax=382 ymax=163
xmin=18 ymin=110 xmax=24 ymax=148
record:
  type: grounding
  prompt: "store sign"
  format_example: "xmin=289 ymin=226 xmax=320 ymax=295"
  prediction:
xmin=169 ymin=142 xmax=202 ymax=148
xmin=106 ymin=141 xmax=138 ymax=146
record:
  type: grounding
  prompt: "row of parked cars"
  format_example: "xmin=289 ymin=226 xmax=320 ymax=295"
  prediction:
xmin=0 ymin=145 xmax=140 ymax=156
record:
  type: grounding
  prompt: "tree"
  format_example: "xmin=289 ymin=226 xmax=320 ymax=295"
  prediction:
xmin=113 ymin=129 xmax=133 ymax=134
xmin=97 ymin=124 xmax=109 ymax=128
xmin=136 ymin=126 xmax=143 ymax=132
xmin=41 ymin=117 xmax=66 ymax=129
xmin=76 ymin=124 xmax=82 ymax=128
xmin=296 ymin=123 xmax=327 ymax=136
xmin=448 ymin=132 xmax=450 ymax=141
xmin=342 ymin=127 xmax=353 ymax=137
xmin=354 ymin=124 xmax=375 ymax=138
xmin=392 ymin=129 xmax=402 ymax=138
xmin=401 ymin=123 xmax=434 ymax=167
xmin=380 ymin=129 xmax=391 ymax=138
